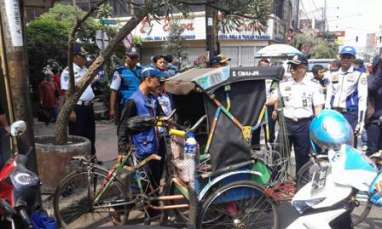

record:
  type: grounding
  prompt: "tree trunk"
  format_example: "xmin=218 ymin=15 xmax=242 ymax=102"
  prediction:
xmin=54 ymin=13 xmax=146 ymax=144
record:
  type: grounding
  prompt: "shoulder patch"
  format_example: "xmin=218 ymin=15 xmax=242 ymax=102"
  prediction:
xmin=112 ymin=72 xmax=120 ymax=81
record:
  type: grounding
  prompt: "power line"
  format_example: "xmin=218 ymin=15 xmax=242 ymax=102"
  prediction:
xmin=300 ymin=0 xmax=313 ymax=21
xmin=310 ymin=0 xmax=321 ymax=19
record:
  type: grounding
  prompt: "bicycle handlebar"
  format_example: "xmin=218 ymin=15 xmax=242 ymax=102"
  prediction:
xmin=157 ymin=111 xmax=206 ymax=138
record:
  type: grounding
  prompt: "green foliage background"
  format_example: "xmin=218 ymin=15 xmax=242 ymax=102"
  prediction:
xmin=293 ymin=32 xmax=338 ymax=59
xmin=26 ymin=3 xmax=99 ymax=95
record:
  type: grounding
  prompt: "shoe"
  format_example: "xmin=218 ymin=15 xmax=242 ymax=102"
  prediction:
xmin=146 ymin=208 xmax=161 ymax=219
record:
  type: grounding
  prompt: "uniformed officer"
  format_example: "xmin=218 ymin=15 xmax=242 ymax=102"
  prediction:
xmin=325 ymin=46 xmax=368 ymax=133
xmin=60 ymin=44 xmax=97 ymax=157
xmin=311 ymin=64 xmax=329 ymax=96
xmin=366 ymin=55 xmax=382 ymax=155
xmin=109 ymin=52 xmax=142 ymax=121
xmin=272 ymin=55 xmax=325 ymax=174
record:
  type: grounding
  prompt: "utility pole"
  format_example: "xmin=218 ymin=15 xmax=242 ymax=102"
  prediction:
xmin=324 ymin=0 xmax=327 ymax=32
xmin=0 ymin=0 xmax=38 ymax=173
xmin=205 ymin=1 xmax=219 ymax=64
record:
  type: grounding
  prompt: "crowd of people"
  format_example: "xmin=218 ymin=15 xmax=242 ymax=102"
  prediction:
xmin=265 ymin=45 xmax=382 ymax=176
xmin=6 ymin=43 xmax=380 ymax=184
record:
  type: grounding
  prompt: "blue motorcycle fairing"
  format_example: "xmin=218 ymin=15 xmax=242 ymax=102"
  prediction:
xmin=329 ymin=145 xmax=377 ymax=192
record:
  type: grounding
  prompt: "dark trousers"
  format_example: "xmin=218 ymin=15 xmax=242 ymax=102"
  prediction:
xmin=69 ymin=104 xmax=96 ymax=155
xmin=366 ymin=121 xmax=382 ymax=155
xmin=342 ymin=111 xmax=358 ymax=131
xmin=267 ymin=105 xmax=276 ymax=143
xmin=285 ymin=118 xmax=312 ymax=175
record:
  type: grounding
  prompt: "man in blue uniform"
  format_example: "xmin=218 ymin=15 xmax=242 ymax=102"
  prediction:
xmin=366 ymin=55 xmax=382 ymax=155
xmin=117 ymin=67 xmax=166 ymax=186
xmin=109 ymin=52 xmax=142 ymax=121
xmin=325 ymin=46 xmax=368 ymax=133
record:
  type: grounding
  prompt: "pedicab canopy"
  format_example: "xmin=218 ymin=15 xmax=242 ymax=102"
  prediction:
xmin=165 ymin=66 xmax=284 ymax=171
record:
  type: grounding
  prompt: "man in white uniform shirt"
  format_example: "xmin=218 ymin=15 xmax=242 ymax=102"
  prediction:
xmin=272 ymin=55 xmax=325 ymax=175
xmin=325 ymin=46 xmax=367 ymax=134
xmin=61 ymin=44 xmax=97 ymax=157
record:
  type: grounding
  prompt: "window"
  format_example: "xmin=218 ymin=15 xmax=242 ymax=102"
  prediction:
xmin=240 ymin=47 xmax=256 ymax=67
xmin=221 ymin=47 xmax=239 ymax=67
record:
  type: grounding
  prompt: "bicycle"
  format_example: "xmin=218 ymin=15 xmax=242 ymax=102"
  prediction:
xmin=53 ymin=113 xmax=279 ymax=228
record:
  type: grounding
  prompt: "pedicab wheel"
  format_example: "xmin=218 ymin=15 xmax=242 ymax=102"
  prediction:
xmin=297 ymin=159 xmax=372 ymax=226
xmin=296 ymin=158 xmax=329 ymax=190
xmin=53 ymin=168 xmax=129 ymax=229
xmin=199 ymin=181 xmax=279 ymax=229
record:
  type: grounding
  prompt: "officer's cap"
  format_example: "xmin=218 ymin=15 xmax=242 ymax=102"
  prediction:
xmin=339 ymin=46 xmax=356 ymax=57
xmin=287 ymin=55 xmax=308 ymax=65
xmin=73 ymin=43 xmax=88 ymax=57
xmin=141 ymin=67 xmax=167 ymax=82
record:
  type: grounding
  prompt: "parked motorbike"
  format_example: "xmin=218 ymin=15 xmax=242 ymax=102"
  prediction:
xmin=287 ymin=110 xmax=382 ymax=229
xmin=287 ymin=144 xmax=377 ymax=229
xmin=0 ymin=121 xmax=40 ymax=229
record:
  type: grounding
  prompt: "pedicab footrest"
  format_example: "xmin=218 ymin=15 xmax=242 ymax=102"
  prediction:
xmin=265 ymin=181 xmax=296 ymax=202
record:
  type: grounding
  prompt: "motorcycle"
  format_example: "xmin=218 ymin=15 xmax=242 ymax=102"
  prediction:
xmin=0 ymin=121 xmax=40 ymax=229
xmin=287 ymin=144 xmax=378 ymax=229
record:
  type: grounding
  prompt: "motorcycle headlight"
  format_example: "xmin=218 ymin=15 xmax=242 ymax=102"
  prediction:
xmin=10 ymin=171 xmax=40 ymax=189
xmin=292 ymin=197 xmax=325 ymax=214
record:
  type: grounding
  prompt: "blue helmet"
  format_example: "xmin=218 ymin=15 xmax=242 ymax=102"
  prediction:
xmin=339 ymin=46 xmax=356 ymax=57
xmin=309 ymin=110 xmax=353 ymax=153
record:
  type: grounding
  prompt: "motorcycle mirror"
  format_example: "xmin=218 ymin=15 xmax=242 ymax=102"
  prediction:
xmin=10 ymin=120 xmax=27 ymax=137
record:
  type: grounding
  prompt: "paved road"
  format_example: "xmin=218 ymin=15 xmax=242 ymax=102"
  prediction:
xmin=34 ymin=119 xmax=382 ymax=228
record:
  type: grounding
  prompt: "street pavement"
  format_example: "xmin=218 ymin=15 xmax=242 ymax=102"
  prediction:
xmin=33 ymin=119 xmax=382 ymax=228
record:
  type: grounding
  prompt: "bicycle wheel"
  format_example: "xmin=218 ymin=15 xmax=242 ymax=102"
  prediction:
xmin=53 ymin=168 xmax=129 ymax=228
xmin=199 ymin=181 xmax=279 ymax=229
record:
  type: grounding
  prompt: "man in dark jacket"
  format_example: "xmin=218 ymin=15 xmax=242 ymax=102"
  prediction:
xmin=117 ymin=67 xmax=166 ymax=184
xmin=366 ymin=55 xmax=382 ymax=155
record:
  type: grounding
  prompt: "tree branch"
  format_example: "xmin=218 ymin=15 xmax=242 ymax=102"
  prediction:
xmin=76 ymin=13 xmax=147 ymax=92
xmin=67 ymin=0 xmax=108 ymax=96
xmin=56 ymin=9 xmax=147 ymax=144
xmin=175 ymin=0 xmax=208 ymax=5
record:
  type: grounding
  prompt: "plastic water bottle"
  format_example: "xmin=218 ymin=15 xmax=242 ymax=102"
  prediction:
xmin=184 ymin=132 xmax=197 ymax=185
